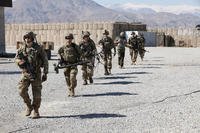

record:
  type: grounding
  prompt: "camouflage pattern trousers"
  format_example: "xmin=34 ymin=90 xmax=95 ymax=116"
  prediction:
xmin=81 ymin=58 xmax=95 ymax=80
xmin=130 ymin=48 xmax=145 ymax=63
xmin=18 ymin=72 xmax=42 ymax=110
xmin=64 ymin=66 xmax=78 ymax=96
xmin=117 ymin=49 xmax=125 ymax=67
xmin=103 ymin=53 xmax=112 ymax=74
xmin=129 ymin=48 xmax=138 ymax=63
xmin=138 ymin=47 xmax=145 ymax=60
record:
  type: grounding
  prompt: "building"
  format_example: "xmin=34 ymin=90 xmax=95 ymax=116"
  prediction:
xmin=0 ymin=0 xmax=12 ymax=54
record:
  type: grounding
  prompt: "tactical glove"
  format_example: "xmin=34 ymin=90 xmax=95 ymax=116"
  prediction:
xmin=18 ymin=60 xmax=26 ymax=69
xmin=42 ymin=74 xmax=47 ymax=82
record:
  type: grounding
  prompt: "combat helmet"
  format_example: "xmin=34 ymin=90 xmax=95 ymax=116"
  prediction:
xmin=65 ymin=33 xmax=74 ymax=39
xmin=120 ymin=32 xmax=125 ymax=38
xmin=82 ymin=31 xmax=90 ymax=38
xmin=103 ymin=30 xmax=109 ymax=35
xmin=131 ymin=31 xmax=135 ymax=35
xmin=23 ymin=31 xmax=37 ymax=41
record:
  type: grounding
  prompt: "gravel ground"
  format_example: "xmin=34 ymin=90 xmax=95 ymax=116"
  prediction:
xmin=0 ymin=47 xmax=200 ymax=133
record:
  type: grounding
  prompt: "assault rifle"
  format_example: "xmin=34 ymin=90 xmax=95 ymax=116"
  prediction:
xmin=18 ymin=52 xmax=36 ymax=81
xmin=53 ymin=60 xmax=91 ymax=74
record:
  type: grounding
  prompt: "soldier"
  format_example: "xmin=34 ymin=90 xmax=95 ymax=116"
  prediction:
xmin=127 ymin=31 xmax=138 ymax=65
xmin=58 ymin=33 xmax=81 ymax=97
xmin=79 ymin=31 xmax=97 ymax=85
xmin=137 ymin=33 xmax=146 ymax=61
xmin=98 ymin=30 xmax=116 ymax=75
xmin=114 ymin=32 xmax=127 ymax=68
xmin=15 ymin=32 xmax=48 ymax=119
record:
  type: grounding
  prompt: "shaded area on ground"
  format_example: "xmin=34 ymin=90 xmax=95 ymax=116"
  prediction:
xmin=41 ymin=113 xmax=126 ymax=119
xmin=0 ymin=62 xmax=14 ymax=64
xmin=115 ymin=72 xmax=152 ymax=75
xmin=94 ymin=81 xmax=140 ymax=85
xmin=94 ymin=76 xmax=137 ymax=80
xmin=0 ymin=71 xmax=21 ymax=75
xmin=125 ymin=66 xmax=161 ymax=69
xmin=79 ymin=92 xmax=138 ymax=97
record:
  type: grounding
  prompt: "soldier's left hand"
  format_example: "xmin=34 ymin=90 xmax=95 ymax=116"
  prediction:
xmin=42 ymin=74 xmax=47 ymax=82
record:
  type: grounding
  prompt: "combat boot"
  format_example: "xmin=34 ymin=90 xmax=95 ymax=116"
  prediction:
xmin=108 ymin=69 xmax=111 ymax=74
xmin=68 ymin=89 xmax=72 ymax=97
xmin=89 ymin=77 xmax=93 ymax=84
xmin=68 ymin=88 xmax=75 ymax=97
xmin=131 ymin=62 xmax=136 ymax=65
xmin=104 ymin=66 xmax=109 ymax=75
xmin=104 ymin=71 xmax=109 ymax=75
xmin=25 ymin=105 xmax=33 ymax=116
xmin=32 ymin=108 xmax=40 ymax=119
xmin=71 ymin=88 xmax=75 ymax=97
xmin=83 ymin=80 xmax=88 ymax=85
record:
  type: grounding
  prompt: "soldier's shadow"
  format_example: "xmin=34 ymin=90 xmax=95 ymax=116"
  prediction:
xmin=94 ymin=81 xmax=141 ymax=85
xmin=115 ymin=72 xmax=152 ymax=75
xmin=125 ymin=66 xmax=161 ymax=69
xmin=0 ymin=71 xmax=21 ymax=75
xmin=0 ymin=62 xmax=14 ymax=64
xmin=79 ymin=92 xmax=138 ymax=97
xmin=94 ymin=76 xmax=137 ymax=80
xmin=41 ymin=113 xmax=126 ymax=119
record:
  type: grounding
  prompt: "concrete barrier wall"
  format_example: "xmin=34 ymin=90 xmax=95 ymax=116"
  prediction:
xmin=0 ymin=7 xmax=5 ymax=53
xmin=149 ymin=28 xmax=200 ymax=47
xmin=5 ymin=22 xmax=146 ymax=49
xmin=5 ymin=22 xmax=113 ymax=49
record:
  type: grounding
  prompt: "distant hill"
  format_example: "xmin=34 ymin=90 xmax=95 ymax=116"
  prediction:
xmin=110 ymin=4 xmax=200 ymax=28
xmin=5 ymin=0 xmax=138 ymax=23
xmin=5 ymin=0 xmax=200 ymax=28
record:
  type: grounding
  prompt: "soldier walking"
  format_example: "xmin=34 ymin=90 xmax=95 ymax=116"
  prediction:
xmin=98 ymin=30 xmax=116 ymax=75
xmin=79 ymin=31 xmax=97 ymax=85
xmin=15 ymin=32 xmax=48 ymax=119
xmin=58 ymin=33 xmax=81 ymax=97
xmin=137 ymin=33 xmax=146 ymax=61
xmin=127 ymin=32 xmax=138 ymax=65
xmin=115 ymin=32 xmax=127 ymax=68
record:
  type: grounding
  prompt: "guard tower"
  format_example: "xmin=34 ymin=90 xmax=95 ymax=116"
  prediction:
xmin=0 ymin=1 xmax=12 ymax=54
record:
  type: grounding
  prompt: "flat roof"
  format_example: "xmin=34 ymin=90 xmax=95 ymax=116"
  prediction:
xmin=0 ymin=1 xmax=12 ymax=7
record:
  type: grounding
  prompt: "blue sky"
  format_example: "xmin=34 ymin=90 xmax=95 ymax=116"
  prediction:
xmin=94 ymin=0 xmax=200 ymax=6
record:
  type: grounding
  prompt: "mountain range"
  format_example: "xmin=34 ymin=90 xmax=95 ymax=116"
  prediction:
xmin=5 ymin=0 xmax=200 ymax=28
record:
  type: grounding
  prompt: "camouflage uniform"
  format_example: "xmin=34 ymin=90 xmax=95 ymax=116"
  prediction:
xmin=79 ymin=31 xmax=97 ymax=85
xmin=115 ymin=32 xmax=127 ymax=68
xmin=128 ymin=32 xmax=138 ymax=64
xmin=15 ymin=32 xmax=48 ymax=119
xmin=98 ymin=30 xmax=116 ymax=75
xmin=58 ymin=33 xmax=81 ymax=97
xmin=137 ymin=34 xmax=145 ymax=61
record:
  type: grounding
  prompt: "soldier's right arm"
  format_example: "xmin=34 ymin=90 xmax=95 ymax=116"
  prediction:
xmin=58 ymin=46 xmax=64 ymax=59
xmin=126 ymin=38 xmax=132 ymax=48
xmin=90 ymin=39 xmax=97 ymax=55
xmin=98 ymin=39 xmax=104 ymax=46
xmin=40 ymin=46 xmax=49 ymax=74
xmin=14 ymin=47 xmax=24 ymax=66
xmin=128 ymin=38 xmax=131 ymax=44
